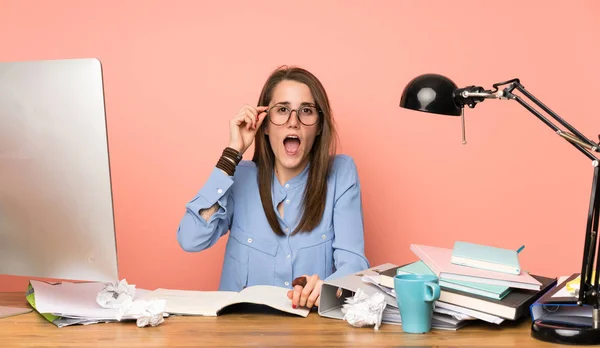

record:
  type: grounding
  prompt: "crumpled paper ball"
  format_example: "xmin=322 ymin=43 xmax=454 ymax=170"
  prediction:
xmin=96 ymin=279 xmax=136 ymax=313
xmin=341 ymin=288 xmax=387 ymax=330
xmin=125 ymin=299 xmax=167 ymax=328
xmin=96 ymin=279 xmax=166 ymax=328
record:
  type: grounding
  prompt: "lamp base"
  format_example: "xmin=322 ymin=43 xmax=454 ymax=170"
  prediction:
xmin=532 ymin=317 xmax=600 ymax=345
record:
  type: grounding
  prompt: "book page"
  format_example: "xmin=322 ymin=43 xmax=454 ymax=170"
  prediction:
xmin=235 ymin=285 xmax=310 ymax=317
xmin=142 ymin=289 xmax=238 ymax=316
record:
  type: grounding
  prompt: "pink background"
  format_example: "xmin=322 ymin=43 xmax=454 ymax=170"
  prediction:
xmin=1 ymin=0 xmax=599 ymax=292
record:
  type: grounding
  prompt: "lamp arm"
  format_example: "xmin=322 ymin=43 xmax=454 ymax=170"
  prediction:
xmin=462 ymin=80 xmax=600 ymax=312
xmin=511 ymin=93 xmax=598 ymax=161
xmin=512 ymin=83 xmax=598 ymax=150
xmin=461 ymin=81 xmax=599 ymax=160
xmin=502 ymin=82 xmax=600 ymax=310
xmin=511 ymin=83 xmax=599 ymax=154
xmin=580 ymin=165 xmax=600 ymax=313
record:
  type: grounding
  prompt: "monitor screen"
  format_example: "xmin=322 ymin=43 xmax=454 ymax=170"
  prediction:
xmin=0 ymin=58 xmax=119 ymax=283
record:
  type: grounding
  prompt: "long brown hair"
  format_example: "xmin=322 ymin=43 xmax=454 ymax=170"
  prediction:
xmin=252 ymin=66 xmax=338 ymax=236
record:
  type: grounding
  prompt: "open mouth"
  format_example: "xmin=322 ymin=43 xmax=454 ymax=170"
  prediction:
xmin=283 ymin=135 xmax=301 ymax=155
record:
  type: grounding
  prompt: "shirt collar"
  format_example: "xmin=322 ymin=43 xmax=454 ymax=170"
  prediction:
xmin=272 ymin=162 xmax=310 ymax=192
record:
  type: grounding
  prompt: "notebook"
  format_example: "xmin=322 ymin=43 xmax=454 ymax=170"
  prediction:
xmin=378 ymin=261 xmax=512 ymax=300
xmin=411 ymin=244 xmax=542 ymax=290
xmin=140 ymin=285 xmax=310 ymax=317
xmin=452 ymin=241 xmax=521 ymax=275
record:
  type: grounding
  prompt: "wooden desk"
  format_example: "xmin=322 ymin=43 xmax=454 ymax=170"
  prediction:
xmin=0 ymin=292 xmax=576 ymax=347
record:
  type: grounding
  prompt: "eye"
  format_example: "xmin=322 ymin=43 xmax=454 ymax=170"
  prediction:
xmin=276 ymin=106 xmax=289 ymax=114
xmin=300 ymin=107 xmax=313 ymax=115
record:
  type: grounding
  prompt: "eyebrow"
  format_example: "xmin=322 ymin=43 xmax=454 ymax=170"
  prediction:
xmin=274 ymin=101 xmax=316 ymax=107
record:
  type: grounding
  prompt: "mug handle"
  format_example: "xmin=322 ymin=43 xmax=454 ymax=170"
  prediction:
xmin=424 ymin=282 xmax=440 ymax=302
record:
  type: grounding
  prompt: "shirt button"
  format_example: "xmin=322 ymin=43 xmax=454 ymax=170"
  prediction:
xmin=287 ymin=254 xmax=291 ymax=259
xmin=217 ymin=188 xmax=223 ymax=194
xmin=284 ymin=281 xmax=289 ymax=286
xmin=285 ymin=199 xmax=291 ymax=204
xmin=285 ymin=184 xmax=290 ymax=189
xmin=321 ymin=234 xmax=326 ymax=240
xmin=285 ymin=227 xmax=289 ymax=233
xmin=247 ymin=238 xmax=253 ymax=243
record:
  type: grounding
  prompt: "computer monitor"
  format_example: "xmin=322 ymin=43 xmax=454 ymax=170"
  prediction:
xmin=0 ymin=58 xmax=119 ymax=299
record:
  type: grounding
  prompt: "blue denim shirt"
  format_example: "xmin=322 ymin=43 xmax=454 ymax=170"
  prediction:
xmin=177 ymin=154 xmax=370 ymax=291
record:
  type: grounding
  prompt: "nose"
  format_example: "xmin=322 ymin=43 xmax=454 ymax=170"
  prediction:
xmin=287 ymin=110 xmax=300 ymax=128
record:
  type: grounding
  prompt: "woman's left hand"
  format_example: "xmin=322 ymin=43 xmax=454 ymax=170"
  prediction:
xmin=287 ymin=274 xmax=323 ymax=308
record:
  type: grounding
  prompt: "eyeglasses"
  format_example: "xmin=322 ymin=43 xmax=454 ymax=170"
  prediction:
xmin=267 ymin=104 xmax=320 ymax=126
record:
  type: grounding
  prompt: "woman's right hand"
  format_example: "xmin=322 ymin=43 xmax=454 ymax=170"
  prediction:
xmin=228 ymin=104 xmax=269 ymax=155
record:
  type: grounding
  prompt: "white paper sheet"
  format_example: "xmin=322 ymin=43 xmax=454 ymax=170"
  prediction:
xmin=30 ymin=280 xmax=150 ymax=319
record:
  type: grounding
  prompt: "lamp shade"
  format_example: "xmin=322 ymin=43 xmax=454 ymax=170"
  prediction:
xmin=399 ymin=74 xmax=462 ymax=116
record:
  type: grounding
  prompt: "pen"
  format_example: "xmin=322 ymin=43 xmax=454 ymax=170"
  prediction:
xmin=516 ymin=245 xmax=525 ymax=254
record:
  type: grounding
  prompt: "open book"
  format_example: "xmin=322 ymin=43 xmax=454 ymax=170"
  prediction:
xmin=140 ymin=285 xmax=310 ymax=317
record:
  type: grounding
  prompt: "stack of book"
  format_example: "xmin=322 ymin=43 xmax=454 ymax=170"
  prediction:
xmin=374 ymin=242 xmax=557 ymax=327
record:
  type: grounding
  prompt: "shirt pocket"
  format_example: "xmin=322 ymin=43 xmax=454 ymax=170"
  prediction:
xmin=229 ymin=225 xmax=278 ymax=287
xmin=295 ymin=226 xmax=335 ymax=279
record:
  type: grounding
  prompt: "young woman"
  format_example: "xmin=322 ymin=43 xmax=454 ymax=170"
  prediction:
xmin=177 ymin=66 xmax=369 ymax=309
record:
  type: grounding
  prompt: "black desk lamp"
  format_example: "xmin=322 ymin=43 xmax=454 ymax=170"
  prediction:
xmin=399 ymin=74 xmax=600 ymax=345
